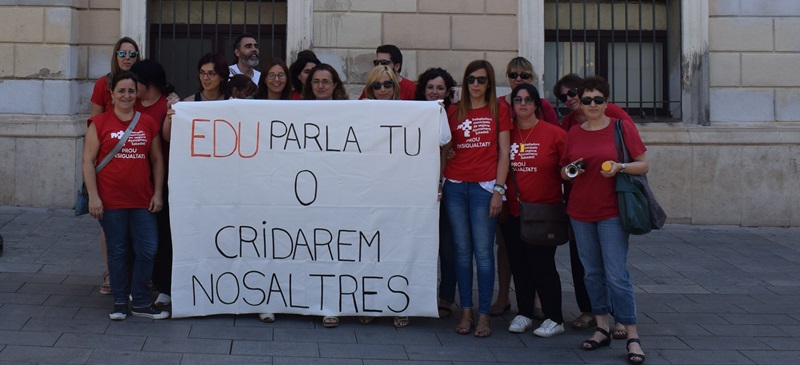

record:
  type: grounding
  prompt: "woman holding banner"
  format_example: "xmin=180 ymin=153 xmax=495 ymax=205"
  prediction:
xmin=83 ymin=71 xmax=167 ymax=320
xmin=302 ymin=63 xmax=349 ymax=101
xmin=254 ymin=58 xmax=292 ymax=100
xmin=414 ymin=67 xmax=458 ymax=319
xmin=442 ymin=60 xmax=512 ymax=338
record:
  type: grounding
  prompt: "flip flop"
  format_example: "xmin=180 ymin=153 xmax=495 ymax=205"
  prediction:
xmin=474 ymin=315 xmax=492 ymax=338
xmin=100 ymin=272 xmax=111 ymax=295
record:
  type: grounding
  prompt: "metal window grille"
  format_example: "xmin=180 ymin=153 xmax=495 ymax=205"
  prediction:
xmin=545 ymin=0 xmax=681 ymax=121
xmin=147 ymin=0 xmax=287 ymax=98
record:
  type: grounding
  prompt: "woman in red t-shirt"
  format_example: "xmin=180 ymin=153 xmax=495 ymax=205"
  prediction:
xmin=82 ymin=71 xmax=167 ymax=321
xmin=288 ymin=54 xmax=320 ymax=100
xmin=560 ymin=76 xmax=647 ymax=364
xmin=499 ymin=83 xmax=567 ymax=338
xmin=442 ymin=60 xmax=512 ymax=338
xmin=89 ymin=37 xmax=141 ymax=296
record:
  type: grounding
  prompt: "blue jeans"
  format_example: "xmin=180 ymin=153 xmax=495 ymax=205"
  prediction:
xmin=443 ymin=181 xmax=497 ymax=315
xmin=438 ymin=204 xmax=456 ymax=304
xmin=570 ymin=216 xmax=637 ymax=324
xmin=100 ymin=208 xmax=158 ymax=308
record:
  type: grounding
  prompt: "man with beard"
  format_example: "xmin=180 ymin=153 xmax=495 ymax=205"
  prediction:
xmin=229 ymin=33 xmax=260 ymax=83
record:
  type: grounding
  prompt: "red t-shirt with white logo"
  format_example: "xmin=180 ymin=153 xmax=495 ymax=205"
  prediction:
xmin=444 ymin=103 xmax=513 ymax=182
xmin=506 ymin=121 xmax=566 ymax=216
xmin=90 ymin=76 xmax=113 ymax=112
xmin=560 ymin=118 xmax=646 ymax=222
xmin=89 ymin=111 xmax=160 ymax=210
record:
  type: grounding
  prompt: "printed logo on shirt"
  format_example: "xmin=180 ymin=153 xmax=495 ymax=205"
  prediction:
xmin=509 ymin=142 xmax=540 ymax=173
xmin=457 ymin=119 xmax=473 ymax=137
xmin=110 ymin=130 xmax=125 ymax=139
xmin=510 ymin=143 xmax=520 ymax=160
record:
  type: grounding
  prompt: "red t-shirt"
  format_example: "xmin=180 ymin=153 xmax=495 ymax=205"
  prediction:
xmin=498 ymin=95 xmax=559 ymax=127
xmin=89 ymin=111 xmax=160 ymax=210
xmin=90 ymin=75 xmax=113 ymax=112
xmin=358 ymin=77 xmax=417 ymax=100
xmin=135 ymin=95 xmax=170 ymax=176
xmin=560 ymin=119 xmax=647 ymax=222
xmin=506 ymin=121 xmax=566 ymax=216
xmin=444 ymin=103 xmax=513 ymax=182
xmin=291 ymin=90 xmax=302 ymax=100
xmin=561 ymin=102 xmax=631 ymax=131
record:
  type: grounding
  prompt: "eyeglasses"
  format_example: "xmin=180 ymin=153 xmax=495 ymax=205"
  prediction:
xmin=117 ymin=50 xmax=138 ymax=58
xmin=370 ymin=80 xmax=394 ymax=90
xmin=466 ymin=76 xmax=488 ymax=85
xmin=557 ymin=89 xmax=577 ymax=102
xmin=507 ymin=72 xmax=531 ymax=80
xmin=312 ymin=79 xmax=333 ymax=86
xmin=267 ymin=73 xmax=286 ymax=80
xmin=199 ymin=71 xmax=218 ymax=79
xmin=372 ymin=60 xmax=393 ymax=67
xmin=580 ymin=96 xmax=607 ymax=105
xmin=512 ymin=96 xmax=535 ymax=104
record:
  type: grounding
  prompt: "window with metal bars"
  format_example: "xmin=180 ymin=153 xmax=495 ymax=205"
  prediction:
xmin=147 ymin=0 xmax=287 ymax=98
xmin=544 ymin=0 xmax=681 ymax=121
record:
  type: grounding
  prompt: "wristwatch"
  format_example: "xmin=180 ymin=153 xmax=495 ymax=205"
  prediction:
xmin=493 ymin=184 xmax=505 ymax=195
xmin=620 ymin=163 xmax=626 ymax=173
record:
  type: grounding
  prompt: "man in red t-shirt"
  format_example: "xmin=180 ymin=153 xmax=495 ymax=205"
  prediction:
xmin=358 ymin=44 xmax=417 ymax=100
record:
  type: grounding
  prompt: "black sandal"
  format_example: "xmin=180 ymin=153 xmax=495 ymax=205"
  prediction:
xmin=581 ymin=327 xmax=611 ymax=350
xmin=626 ymin=338 xmax=646 ymax=365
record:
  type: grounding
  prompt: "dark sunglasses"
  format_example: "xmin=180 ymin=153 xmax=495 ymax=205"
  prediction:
xmin=372 ymin=60 xmax=392 ymax=66
xmin=557 ymin=89 xmax=577 ymax=102
xmin=512 ymin=96 xmax=535 ymax=104
xmin=507 ymin=72 xmax=531 ymax=80
xmin=466 ymin=76 xmax=488 ymax=85
xmin=370 ymin=80 xmax=394 ymax=90
xmin=117 ymin=50 xmax=138 ymax=58
xmin=580 ymin=96 xmax=607 ymax=105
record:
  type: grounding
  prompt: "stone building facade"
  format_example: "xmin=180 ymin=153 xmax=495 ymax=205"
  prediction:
xmin=0 ymin=0 xmax=798 ymax=226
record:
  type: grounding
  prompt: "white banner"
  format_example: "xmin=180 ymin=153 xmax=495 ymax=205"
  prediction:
xmin=168 ymin=99 xmax=444 ymax=318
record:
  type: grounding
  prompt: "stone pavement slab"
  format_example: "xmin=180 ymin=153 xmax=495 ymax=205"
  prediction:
xmin=1 ymin=207 xmax=800 ymax=364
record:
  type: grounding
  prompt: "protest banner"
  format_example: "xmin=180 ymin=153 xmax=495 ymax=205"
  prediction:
xmin=168 ymin=99 xmax=445 ymax=318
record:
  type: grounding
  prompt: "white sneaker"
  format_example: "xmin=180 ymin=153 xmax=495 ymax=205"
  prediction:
xmin=258 ymin=312 xmax=275 ymax=323
xmin=154 ymin=293 xmax=171 ymax=307
xmin=508 ymin=315 xmax=534 ymax=333
xmin=533 ymin=318 xmax=565 ymax=337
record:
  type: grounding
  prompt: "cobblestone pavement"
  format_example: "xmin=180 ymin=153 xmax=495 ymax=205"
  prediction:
xmin=1 ymin=206 xmax=799 ymax=364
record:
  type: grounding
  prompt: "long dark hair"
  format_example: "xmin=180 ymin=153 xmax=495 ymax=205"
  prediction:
xmin=415 ymin=67 xmax=457 ymax=108
xmin=196 ymin=52 xmax=229 ymax=97
xmin=130 ymin=59 xmax=174 ymax=96
xmin=510 ymin=83 xmax=544 ymax=120
xmin=255 ymin=58 xmax=292 ymax=100
xmin=289 ymin=55 xmax=320 ymax=93
xmin=302 ymin=64 xmax=348 ymax=100
xmin=457 ymin=60 xmax=498 ymax=122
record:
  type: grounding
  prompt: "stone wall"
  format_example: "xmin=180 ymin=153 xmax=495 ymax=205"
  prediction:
xmin=709 ymin=0 xmax=800 ymax=123
xmin=0 ymin=0 xmax=120 ymax=207
xmin=311 ymin=0 xmax=518 ymax=98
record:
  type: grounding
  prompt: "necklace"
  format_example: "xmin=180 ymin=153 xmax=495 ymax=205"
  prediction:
xmin=201 ymin=90 xmax=221 ymax=101
xmin=516 ymin=121 xmax=536 ymax=152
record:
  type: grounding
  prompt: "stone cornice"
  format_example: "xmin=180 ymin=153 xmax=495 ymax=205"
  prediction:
xmin=0 ymin=114 xmax=87 ymax=138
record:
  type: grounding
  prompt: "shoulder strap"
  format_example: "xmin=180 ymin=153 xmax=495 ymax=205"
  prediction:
xmin=613 ymin=119 xmax=630 ymax=163
xmin=96 ymin=112 xmax=141 ymax=173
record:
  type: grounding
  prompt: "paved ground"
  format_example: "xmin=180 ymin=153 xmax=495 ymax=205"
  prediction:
xmin=0 ymin=206 xmax=799 ymax=365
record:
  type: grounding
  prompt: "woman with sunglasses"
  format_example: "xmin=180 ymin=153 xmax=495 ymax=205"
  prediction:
xmin=183 ymin=53 xmax=230 ymax=102
xmin=553 ymin=73 xmax=633 ymax=339
xmin=491 ymin=57 xmax=561 ymax=318
xmin=357 ymin=65 xmax=412 ymax=328
xmin=414 ymin=67 xmax=458 ymax=319
xmin=560 ymin=76 xmax=647 ymax=365
xmin=89 ymin=37 xmax=142 ymax=296
xmin=443 ymin=60 xmax=512 ymax=338
xmin=500 ymin=83 xmax=567 ymax=338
